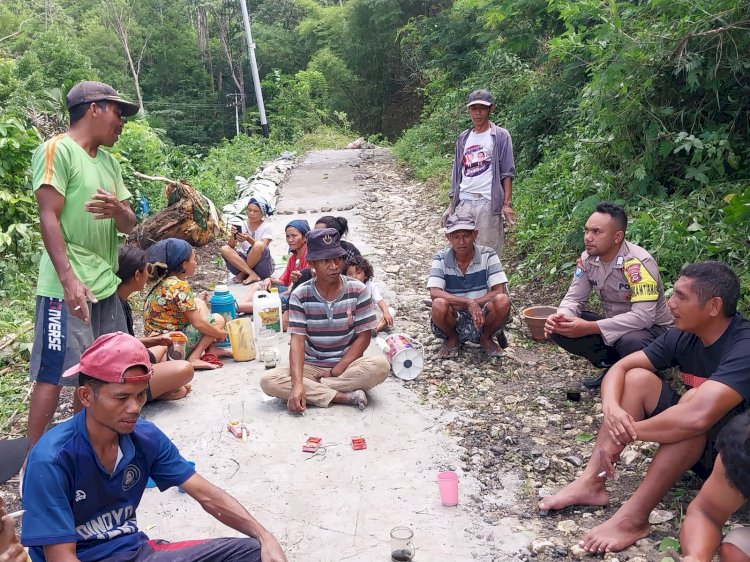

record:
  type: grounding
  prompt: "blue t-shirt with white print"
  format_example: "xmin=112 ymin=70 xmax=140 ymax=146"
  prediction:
xmin=21 ymin=410 xmax=195 ymax=562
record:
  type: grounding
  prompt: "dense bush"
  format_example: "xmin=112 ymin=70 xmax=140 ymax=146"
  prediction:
xmin=394 ymin=0 xmax=750 ymax=314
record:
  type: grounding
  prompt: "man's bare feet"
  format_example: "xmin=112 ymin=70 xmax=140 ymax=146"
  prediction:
xmin=334 ymin=390 xmax=368 ymax=410
xmin=579 ymin=511 xmax=650 ymax=553
xmin=191 ymin=359 xmax=221 ymax=370
xmin=159 ymin=384 xmax=192 ymax=401
xmin=538 ymin=477 xmax=609 ymax=512
xmin=232 ymin=273 xmax=246 ymax=284
xmin=479 ymin=337 xmax=504 ymax=357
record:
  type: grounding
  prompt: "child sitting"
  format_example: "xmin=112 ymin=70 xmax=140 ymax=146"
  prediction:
xmin=144 ymin=238 xmax=231 ymax=370
xmin=345 ymin=255 xmax=394 ymax=333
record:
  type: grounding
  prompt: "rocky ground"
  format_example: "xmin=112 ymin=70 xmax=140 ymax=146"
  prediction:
xmin=343 ymin=149 xmax=709 ymax=561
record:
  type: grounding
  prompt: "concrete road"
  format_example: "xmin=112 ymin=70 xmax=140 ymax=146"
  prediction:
xmin=138 ymin=149 xmax=526 ymax=561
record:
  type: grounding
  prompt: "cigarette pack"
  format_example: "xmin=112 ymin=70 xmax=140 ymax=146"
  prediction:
xmin=302 ymin=436 xmax=322 ymax=453
xmin=227 ymin=421 xmax=249 ymax=440
xmin=351 ymin=436 xmax=367 ymax=450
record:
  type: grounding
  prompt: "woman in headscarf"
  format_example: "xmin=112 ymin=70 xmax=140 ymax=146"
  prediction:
xmin=144 ymin=238 xmax=231 ymax=370
xmin=116 ymin=245 xmax=194 ymax=400
xmin=220 ymin=196 xmax=275 ymax=285
xmin=238 ymin=219 xmax=309 ymax=319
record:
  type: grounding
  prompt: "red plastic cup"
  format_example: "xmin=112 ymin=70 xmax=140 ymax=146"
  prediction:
xmin=438 ymin=470 xmax=459 ymax=506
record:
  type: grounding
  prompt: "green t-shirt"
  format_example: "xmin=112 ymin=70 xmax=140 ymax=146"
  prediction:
xmin=32 ymin=134 xmax=131 ymax=300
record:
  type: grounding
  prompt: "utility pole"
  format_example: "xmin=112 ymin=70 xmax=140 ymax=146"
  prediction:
xmin=227 ymin=93 xmax=241 ymax=136
xmin=238 ymin=0 xmax=269 ymax=138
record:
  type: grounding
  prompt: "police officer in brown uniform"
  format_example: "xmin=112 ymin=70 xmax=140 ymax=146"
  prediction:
xmin=545 ymin=203 xmax=673 ymax=388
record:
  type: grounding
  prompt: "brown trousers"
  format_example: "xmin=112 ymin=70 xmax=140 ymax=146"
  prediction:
xmin=260 ymin=355 xmax=390 ymax=407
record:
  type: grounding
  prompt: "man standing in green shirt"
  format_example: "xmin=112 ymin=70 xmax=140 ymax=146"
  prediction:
xmin=27 ymin=81 xmax=139 ymax=452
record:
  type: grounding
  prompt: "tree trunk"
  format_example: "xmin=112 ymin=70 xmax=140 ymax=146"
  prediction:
xmin=101 ymin=0 xmax=146 ymax=112
xmin=212 ymin=5 xmax=246 ymax=112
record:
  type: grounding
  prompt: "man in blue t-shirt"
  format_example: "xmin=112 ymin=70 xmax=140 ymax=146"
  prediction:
xmin=538 ymin=262 xmax=750 ymax=554
xmin=21 ymin=332 xmax=286 ymax=562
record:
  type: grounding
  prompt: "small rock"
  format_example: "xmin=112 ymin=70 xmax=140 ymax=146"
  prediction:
xmin=533 ymin=457 xmax=550 ymax=471
xmin=648 ymin=509 xmax=675 ymax=524
xmin=628 ymin=557 xmax=648 ymax=562
xmin=569 ymin=545 xmax=587 ymax=559
xmin=297 ymin=207 xmax=306 ymax=213
xmin=529 ymin=539 xmax=555 ymax=554
xmin=563 ymin=455 xmax=583 ymax=467
xmin=365 ymin=194 xmax=378 ymax=202
xmin=621 ymin=448 xmax=639 ymax=465
xmin=320 ymin=206 xmax=332 ymax=212
xmin=556 ymin=519 xmax=578 ymax=534
xmin=384 ymin=265 xmax=401 ymax=274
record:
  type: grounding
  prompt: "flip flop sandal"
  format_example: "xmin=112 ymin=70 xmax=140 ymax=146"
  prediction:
xmin=200 ymin=353 xmax=224 ymax=367
xmin=438 ymin=343 xmax=459 ymax=359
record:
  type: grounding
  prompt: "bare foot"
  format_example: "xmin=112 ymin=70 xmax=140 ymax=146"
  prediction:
xmin=159 ymin=384 xmax=192 ymax=401
xmin=479 ymin=337 xmax=504 ymax=357
xmin=242 ymin=274 xmax=260 ymax=285
xmin=580 ymin=512 xmax=650 ymax=553
xmin=334 ymin=390 xmax=368 ymax=410
xmin=538 ymin=477 xmax=609 ymax=512
xmin=232 ymin=273 xmax=246 ymax=284
xmin=191 ymin=359 xmax=221 ymax=370
xmin=209 ymin=345 xmax=233 ymax=358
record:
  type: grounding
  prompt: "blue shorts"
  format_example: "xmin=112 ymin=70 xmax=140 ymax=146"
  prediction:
xmin=99 ymin=537 xmax=260 ymax=562
xmin=29 ymin=294 xmax=127 ymax=387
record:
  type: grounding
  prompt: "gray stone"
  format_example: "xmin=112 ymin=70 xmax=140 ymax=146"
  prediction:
xmin=648 ymin=509 xmax=675 ymax=524
xmin=533 ymin=456 xmax=550 ymax=471
xmin=529 ymin=539 xmax=555 ymax=554
xmin=320 ymin=206 xmax=332 ymax=212
xmin=563 ymin=455 xmax=583 ymax=467
xmin=297 ymin=207 xmax=306 ymax=213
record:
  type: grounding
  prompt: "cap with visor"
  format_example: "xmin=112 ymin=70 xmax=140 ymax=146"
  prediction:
xmin=66 ymin=81 xmax=140 ymax=117
xmin=62 ymin=332 xmax=152 ymax=383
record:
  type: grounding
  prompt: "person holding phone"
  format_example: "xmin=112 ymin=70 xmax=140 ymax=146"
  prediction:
xmin=220 ymin=197 xmax=274 ymax=285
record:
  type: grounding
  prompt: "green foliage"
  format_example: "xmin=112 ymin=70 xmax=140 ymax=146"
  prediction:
xmin=394 ymin=0 xmax=750 ymax=315
xmin=0 ymin=115 xmax=42 ymax=256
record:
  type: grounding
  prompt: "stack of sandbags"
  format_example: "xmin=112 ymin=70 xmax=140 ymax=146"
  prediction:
xmin=222 ymin=152 xmax=296 ymax=227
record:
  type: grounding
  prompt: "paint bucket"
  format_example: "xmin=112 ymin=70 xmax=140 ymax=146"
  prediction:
xmin=521 ymin=306 xmax=557 ymax=341
xmin=210 ymin=284 xmax=237 ymax=348
xmin=226 ymin=318 xmax=256 ymax=362
xmin=376 ymin=334 xmax=423 ymax=381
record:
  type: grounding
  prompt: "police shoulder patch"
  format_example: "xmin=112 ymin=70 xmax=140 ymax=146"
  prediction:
xmin=574 ymin=257 xmax=585 ymax=278
xmin=623 ymin=258 xmax=658 ymax=302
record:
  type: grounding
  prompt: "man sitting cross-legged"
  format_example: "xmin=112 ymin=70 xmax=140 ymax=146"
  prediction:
xmin=681 ymin=412 xmax=750 ymax=562
xmin=428 ymin=211 xmax=511 ymax=359
xmin=21 ymin=332 xmax=287 ymax=562
xmin=260 ymin=228 xmax=390 ymax=413
xmin=538 ymin=261 xmax=750 ymax=554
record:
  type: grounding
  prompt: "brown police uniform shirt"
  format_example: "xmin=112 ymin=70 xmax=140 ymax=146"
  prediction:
xmin=558 ymin=240 xmax=674 ymax=345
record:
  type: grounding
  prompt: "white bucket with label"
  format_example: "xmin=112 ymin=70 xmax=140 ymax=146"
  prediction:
xmin=376 ymin=333 xmax=424 ymax=380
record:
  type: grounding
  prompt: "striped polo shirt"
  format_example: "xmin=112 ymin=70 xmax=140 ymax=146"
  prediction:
xmin=288 ymin=276 xmax=377 ymax=366
xmin=427 ymin=243 xmax=508 ymax=299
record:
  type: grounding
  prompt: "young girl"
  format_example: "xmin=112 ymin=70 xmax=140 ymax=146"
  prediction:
xmin=239 ymin=219 xmax=310 ymax=318
xmin=220 ymin=196 xmax=275 ymax=285
xmin=314 ymin=215 xmax=361 ymax=262
xmin=345 ymin=255 xmax=394 ymax=333
xmin=144 ymin=238 xmax=231 ymax=370
xmin=117 ymin=245 xmax=194 ymax=401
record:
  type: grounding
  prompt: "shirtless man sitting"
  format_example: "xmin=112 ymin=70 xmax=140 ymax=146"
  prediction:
xmin=538 ymin=261 xmax=750 ymax=553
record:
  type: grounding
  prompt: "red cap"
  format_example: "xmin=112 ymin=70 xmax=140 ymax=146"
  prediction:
xmin=62 ymin=332 xmax=152 ymax=383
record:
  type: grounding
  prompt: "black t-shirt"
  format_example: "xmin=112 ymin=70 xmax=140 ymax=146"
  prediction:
xmin=644 ymin=313 xmax=750 ymax=403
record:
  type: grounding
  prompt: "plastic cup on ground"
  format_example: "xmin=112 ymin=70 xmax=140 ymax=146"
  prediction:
xmin=177 ymin=461 xmax=196 ymax=493
xmin=438 ymin=470 xmax=459 ymax=506
xmin=168 ymin=332 xmax=187 ymax=361
xmin=390 ymin=526 xmax=414 ymax=561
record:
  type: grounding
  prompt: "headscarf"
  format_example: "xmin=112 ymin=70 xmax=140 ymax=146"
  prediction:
xmin=285 ymin=219 xmax=310 ymax=236
xmin=147 ymin=238 xmax=193 ymax=274
xmin=247 ymin=195 xmax=273 ymax=217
